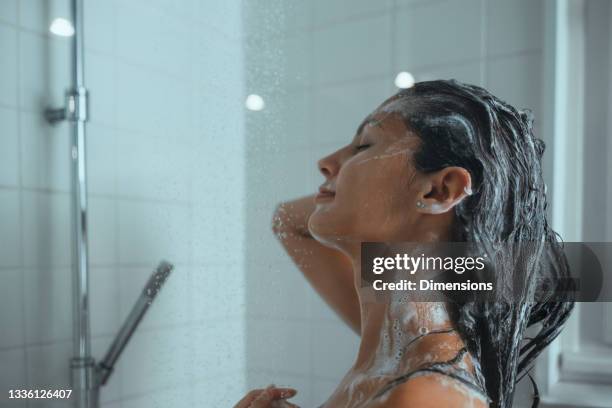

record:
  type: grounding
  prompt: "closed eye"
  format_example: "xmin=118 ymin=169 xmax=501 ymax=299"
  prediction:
xmin=355 ymin=144 xmax=371 ymax=151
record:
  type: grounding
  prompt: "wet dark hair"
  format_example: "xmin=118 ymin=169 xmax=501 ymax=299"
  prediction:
xmin=381 ymin=80 xmax=575 ymax=408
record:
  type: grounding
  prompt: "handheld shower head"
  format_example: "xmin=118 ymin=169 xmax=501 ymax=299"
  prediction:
xmin=143 ymin=260 xmax=173 ymax=299
xmin=97 ymin=260 xmax=175 ymax=386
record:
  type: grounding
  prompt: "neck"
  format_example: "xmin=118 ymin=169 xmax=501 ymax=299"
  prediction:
xmin=349 ymin=259 xmax=455 ymax=374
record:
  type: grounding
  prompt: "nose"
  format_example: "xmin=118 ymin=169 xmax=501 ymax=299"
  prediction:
xmin=317 ymin=151 xmax=340 ymax=179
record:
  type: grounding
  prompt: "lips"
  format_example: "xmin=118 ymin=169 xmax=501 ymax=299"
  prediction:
xmin=318 ymin=185 xmax=335 ymax=194
xmin=315 ymin=185 xmax=335 ymax=202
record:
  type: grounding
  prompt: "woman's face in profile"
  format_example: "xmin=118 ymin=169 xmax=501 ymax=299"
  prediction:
xmin=308 ymin=110 xmax=424 ymax=246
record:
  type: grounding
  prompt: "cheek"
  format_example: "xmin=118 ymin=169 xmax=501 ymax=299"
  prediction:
xmin=339 ymin=151 xmax=416 ymax=210
xmin=315 ymin=161 xmax=414 ymax=241
xmin=309 ymin=148 xmax=418 ymax=239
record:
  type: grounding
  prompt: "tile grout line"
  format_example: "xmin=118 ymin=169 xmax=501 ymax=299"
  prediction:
xmin=14 ymin=1 xmax=32 ymax=405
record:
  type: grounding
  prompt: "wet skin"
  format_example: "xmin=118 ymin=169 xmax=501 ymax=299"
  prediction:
xmin=238 ymin=105 xmax=486 ymax=407
xmin=305 ymin=110 xmax=484 ymax=407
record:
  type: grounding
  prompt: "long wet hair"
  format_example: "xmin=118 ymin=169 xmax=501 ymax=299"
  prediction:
xmin=382 ymin=80 xmax=575 ymax=408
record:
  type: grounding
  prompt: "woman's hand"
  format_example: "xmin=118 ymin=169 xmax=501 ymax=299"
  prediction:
xmin=233 ymin=384 xmax=299 ymax=408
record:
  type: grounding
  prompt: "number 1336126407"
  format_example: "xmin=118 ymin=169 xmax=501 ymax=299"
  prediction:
xmin=9 ymin=389 xmax=73 ymax=399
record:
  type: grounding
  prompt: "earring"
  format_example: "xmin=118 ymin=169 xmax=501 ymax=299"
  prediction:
xmin=416 ymin=200 xmax=426 ymax=209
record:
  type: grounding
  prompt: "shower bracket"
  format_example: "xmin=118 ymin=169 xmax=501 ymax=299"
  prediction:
xmin=71 ymin=356 xmax=97 ymax=403
xmin=44 ymin=86 xmax=89 ymax=125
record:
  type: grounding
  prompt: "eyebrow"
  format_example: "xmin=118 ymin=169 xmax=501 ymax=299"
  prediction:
xmin=355 ymin=116 xmax=378 ymax=136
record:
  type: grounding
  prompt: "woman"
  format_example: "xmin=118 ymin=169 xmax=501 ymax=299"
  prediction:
xmin=234 ymin=80 xmax=575 ymax=408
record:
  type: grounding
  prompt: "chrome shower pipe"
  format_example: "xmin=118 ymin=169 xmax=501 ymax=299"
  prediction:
xmin=68 ymin=0 xmax=93 ymax=406
xmin=45 ymin=0 xmax=94 ymax=406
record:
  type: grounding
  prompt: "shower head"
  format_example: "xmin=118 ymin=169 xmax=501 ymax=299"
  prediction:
xmin=143 ymin=260 xmax=174 ymax=299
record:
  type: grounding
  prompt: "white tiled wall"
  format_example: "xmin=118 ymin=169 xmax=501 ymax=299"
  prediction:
xmin=244 ymin=0 xmax=544 ymax=407
xmin=0 ymin=0 xmax=246 ymax=407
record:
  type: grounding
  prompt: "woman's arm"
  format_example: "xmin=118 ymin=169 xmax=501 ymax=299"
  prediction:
xmin=272 ymin=194 xmax=361 ymax=335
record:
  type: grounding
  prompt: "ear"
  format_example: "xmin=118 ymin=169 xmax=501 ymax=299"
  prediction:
xmin=415 ymin=167 xmax=472 ymax=214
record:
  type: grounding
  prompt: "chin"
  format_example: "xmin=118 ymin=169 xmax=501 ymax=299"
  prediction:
xmin=309 ymin=208 xmax=349 ymax=245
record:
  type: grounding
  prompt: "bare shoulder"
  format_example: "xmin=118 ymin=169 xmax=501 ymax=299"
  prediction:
xmin=369 ymin=373 xmax=490 ymax=408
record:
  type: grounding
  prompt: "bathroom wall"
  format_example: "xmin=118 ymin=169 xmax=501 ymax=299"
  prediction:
xmin=243 ymin=0 xmax=544 ymax=407
xmin=0 ymin=0 xmax=246 ymax=407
